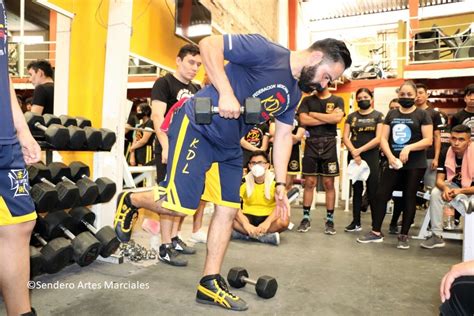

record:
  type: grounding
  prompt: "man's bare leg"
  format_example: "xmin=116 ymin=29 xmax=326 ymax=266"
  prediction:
xmin=0 ymin=220 xmax=35 ymax=315
xmin=192 ymin=200 xmax=206 ymax=233
xmin=130 ymin=191 xmax=181 ymax=216
xmin=202 ymin=205 xmax=238 ymax=276
xmin=323 ymin=176 xmax=336 ymax=210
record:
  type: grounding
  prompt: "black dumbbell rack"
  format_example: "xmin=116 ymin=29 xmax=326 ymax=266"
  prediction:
xmin=36 ymin=140 xmax=113 ymax=165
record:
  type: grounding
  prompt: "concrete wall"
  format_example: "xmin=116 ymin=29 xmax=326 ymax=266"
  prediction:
xmin=200 ymin=0 xmax=279 ymax=41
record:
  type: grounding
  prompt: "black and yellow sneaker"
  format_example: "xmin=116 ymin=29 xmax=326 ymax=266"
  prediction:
xmin=114 ymin=192 xmax=139 ymax=242
xmin=196 ymin=274 xmax=248 ymax=311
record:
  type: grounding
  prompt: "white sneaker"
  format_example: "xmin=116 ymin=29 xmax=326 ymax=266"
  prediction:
xmin=189 ymin=230 xmax=207 ymax=243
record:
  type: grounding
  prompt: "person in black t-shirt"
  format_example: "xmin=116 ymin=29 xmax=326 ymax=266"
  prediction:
xmin=150 ymin=44 xmax=204 ymax=264
xmin=27 ymin=60 xmax=54 ymax=115
xmin=415 ymin=83 xmax=442 ymax=188
xmin=241 ymin=120 xmax=270 ymax=169
xmin=451 ymin=83 xmax=474 ymax=140
xmin=129 ymin=103 xmax=155 ymax=167
xmin=421 ymin=124 xmax=474 ymax=249
xmin=343 ymin=88 xmax=383 ymax=232
xmin=357 ymin=81 xmax=433 ymax=249
xmin=297 ymin=86 xmax=345 ymax=234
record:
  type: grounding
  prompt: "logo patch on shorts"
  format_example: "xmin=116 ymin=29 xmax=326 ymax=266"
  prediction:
xmin=9 ymin=169 xmax=30 ymax=197
xmin=327 ymin=162 xmax=338 ymax=174
xmin=289 ymin=160 xmax=299 ymax=171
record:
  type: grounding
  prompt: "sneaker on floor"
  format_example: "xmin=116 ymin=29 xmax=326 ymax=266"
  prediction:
xmin=255 ymin=232 xmax=280 ymax=245
xmin=324 ymin=221 xmax=336 ymax=235
xmin=114 ymin=192 xmax=139 ymax=243
xmin=344 ymin=222 xmax=362 ymax=232
xmin=196 ymin=274 xmax=248 ymax=311
xmin=357 ymin=231 xmax=384 ymax=243
xmin=188 ymin=230 xmax=207 ymax=244
xmin=158 ymin=244 xmax=188 ymax=266
xmin=420 ymin=234 xmax=446 ymax=249
xmin=388 ymin=224 xmax=399 ymax=235
xmin=397 ymin=234 xmax=410 ymax=249
xmin=297 ymin=218 xmax=311 ymax=233
xmin=172 ymin=236 xmax=196 ymax=255
xmin=231 ymin=230 xmax=250 ymax=241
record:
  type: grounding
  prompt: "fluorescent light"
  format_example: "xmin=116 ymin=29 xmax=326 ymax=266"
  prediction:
xmin=11 ymin=35 xmax=44 ymax=44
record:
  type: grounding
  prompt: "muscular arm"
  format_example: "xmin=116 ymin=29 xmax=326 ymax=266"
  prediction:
xmin=299 ymin=112 xmax=325 ymax=126
xmin=151 ymin=100 xmax=168 ymax=162
xmin=380 ymin=124 xmax=396 ymax=161
xmin=199 ymin=35 xmax=240 ymax=118
xmin=358 ymin=123 xmax=382 ymax=153
xmin=292 ymin=127 xmax=305 ymax=144
xmin=308 ymin=109 xmax=344 ymax=124
xmin=30 ymin=105 xmax=44 ymax=114
xmin=342 ymin=123 xmax=356 ymax=152
xmin=240 ymin=137 xmax=260 ymax=152
xmin=406 ymin=124 xmax=433 ymax=152
xmin=129 ymin=131 xmax=153 ymax=151
xmin=433 ymin=129 xmax=441 ymax=165
xmin=10 ymin=77 xmax=41 ymax=164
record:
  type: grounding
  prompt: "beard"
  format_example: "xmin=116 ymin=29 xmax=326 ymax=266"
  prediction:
xmin=298 ymin=64 xmax=323 ymax=93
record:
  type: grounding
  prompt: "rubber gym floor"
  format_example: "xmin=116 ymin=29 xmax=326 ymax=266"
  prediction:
xmin=1 ymin=205 xmax=461 ymax=315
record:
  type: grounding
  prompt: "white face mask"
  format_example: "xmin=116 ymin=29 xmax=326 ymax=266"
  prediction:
xmin=250 ymin=164 xmax=265 ymax=178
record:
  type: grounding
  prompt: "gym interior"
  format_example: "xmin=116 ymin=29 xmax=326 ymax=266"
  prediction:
xmin=2 ymin=0 xmax=474 ymax=315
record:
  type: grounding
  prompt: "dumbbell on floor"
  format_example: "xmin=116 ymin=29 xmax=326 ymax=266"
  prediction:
xmin=25 ymin=112 xmax=70 ymax=149
xmin=194 ymin=97 xmax=261 ymax=125
xmin=31 ymin=233 xmax=74 ymax=274
xmin=30 ymin=246 xmax=45 ymax=279
xmin=40 ymin=211 xmax=102 ymax=267
xmin=69 ymin=161 xmax=116 ymax=203
xmin=227 ymin=267 xmax=278 ymax=299
xmin=70 ymin=207 xmax=120 ymax=257
xmin=29 ymin=163 xmax=80 ymax=211
xmin=48 ymin=162 xmax=99 ymax=206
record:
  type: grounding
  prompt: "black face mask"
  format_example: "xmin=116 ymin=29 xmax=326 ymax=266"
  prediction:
xmin=298 ymin=64 xmax=323 ymax=93
xmin=357 ymin=100 xmax=371 ymax=110
xmin=136 ymin=112 xmax=145 ymax=119
xmin=398 ymin=98 xmax=415 ymax=108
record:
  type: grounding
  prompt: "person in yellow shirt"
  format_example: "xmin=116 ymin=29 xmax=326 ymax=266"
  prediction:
xmin=232 ymin=151 xmax=290 ymax=245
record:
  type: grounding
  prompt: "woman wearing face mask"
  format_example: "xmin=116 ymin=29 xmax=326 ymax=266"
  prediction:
xmin=129 ymin=103 xmax=155 ymax=167
xmin=357 ymin=80 xmax=433 ymax=249
xmin=231 ymin=151 xmax=290 ymax=246
xmin=343 ymin=88 xmax=383 ymax=232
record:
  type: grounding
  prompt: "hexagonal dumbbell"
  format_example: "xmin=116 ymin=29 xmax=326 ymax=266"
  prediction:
xmin=31 ymin=233 xmax=74 ymax=274
xmin=194 ymin=97 xmax=261 ymax=125
xmin=28 ymin=163 xmax=80 ymax=211
xmin=69 ymin=207 xmax=120 ymax=258
xmin=39 ymin=211 xmax=102 ymax=267
xmin=29 ymin=246 xmax=45 ymax=279
xmin=42 ymin=114 xmax=86 ymax=150
xmin=24 ymin=112 xmax=70 ymax=149
xmin=69 ymin=161 xmax=116 ymax=203
xmin=48 ymin=162 xmax=99 ymax=206
xmin=227 ymin=267 xmax=278 ymax=299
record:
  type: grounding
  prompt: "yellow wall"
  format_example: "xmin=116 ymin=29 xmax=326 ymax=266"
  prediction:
xmin=49 ymin=0 xmax=110 ymax=168
xmin=130 ymin=0 xmax=205 ymax=80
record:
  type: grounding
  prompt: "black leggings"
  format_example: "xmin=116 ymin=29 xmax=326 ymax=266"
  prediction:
xmin=439 ymin=276 xmax=474 ymax=316
xmin=372 ymin=167 xmax=425 ymax=235
xmin=349 ymin=150 xmax=379 ymax=225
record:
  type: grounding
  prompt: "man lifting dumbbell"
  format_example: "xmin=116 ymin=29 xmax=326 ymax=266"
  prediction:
xmin=114 ymin=34 xmax=351 ymax=311
xmin=0 ymin=3 xmax=41 ymax=314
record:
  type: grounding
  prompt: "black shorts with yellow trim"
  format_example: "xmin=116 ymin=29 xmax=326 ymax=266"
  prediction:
xmin=287 ymin=143 xmax=302 ymax=175
xmin=243 ymin=213 xmax=269 ymax=226
xmin=0 ymin=142 xmax=37 ymax=226
xmin=153 ymin=108 xmax=243 ymax=215
xmin=302 ymin=137 xmax=339 ymax=177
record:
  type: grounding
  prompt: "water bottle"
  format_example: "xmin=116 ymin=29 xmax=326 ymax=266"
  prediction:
xmin=386 ymin=199 xmax=394 ymax=215
xmin=443 ymin=203 xmax=455 ymax=231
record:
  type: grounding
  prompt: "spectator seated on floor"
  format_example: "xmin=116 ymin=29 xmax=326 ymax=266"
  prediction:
xmin=421 ymin=124 xmax=474 ymax=249
xmin=231 ymin=150 xmax=290 ymax=246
